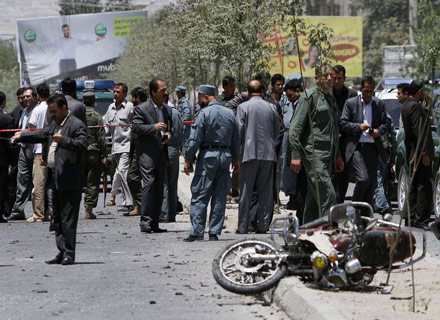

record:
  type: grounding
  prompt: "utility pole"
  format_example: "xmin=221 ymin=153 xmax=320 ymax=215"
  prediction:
xmin=409 ymin=0 xmax=417 ymax=45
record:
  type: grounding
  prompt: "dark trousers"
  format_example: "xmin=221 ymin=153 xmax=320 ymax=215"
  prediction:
xmin=139 ymin=151 xmax=166 ymax=229
xmin=160 ymin=147 xmax=179 ymax=222
xmin=351 ymin=144 xmax=377 ymax=206
xmin=50 ymin=170 xmax=82 ymax=261
xmin=409 ymin=162 xmax=433 ymax=226
xmin=0 ymin=166 xmax=8 ymax=217
xmin=128 ymin=150 xmax=142 ymax=208
xmin=333 ymin=160 xmax=350 ymax=204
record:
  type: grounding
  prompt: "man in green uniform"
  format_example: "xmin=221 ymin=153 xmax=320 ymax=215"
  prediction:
xmin=83 ymin=91 xmax=108 ymax=219
xmin=289 ymin=66 xmax=344 ymax=224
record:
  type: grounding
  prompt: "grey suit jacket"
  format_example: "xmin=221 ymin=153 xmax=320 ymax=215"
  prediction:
xmin=236 ymin=96 xmax=280 ymax=163
xmin=65 ymin=95 xmax=87 ymax=126
xmin=339 ymin=95 xmax=388 ymax=162
xmin=132 ymin=99 xmax=173 ymax=164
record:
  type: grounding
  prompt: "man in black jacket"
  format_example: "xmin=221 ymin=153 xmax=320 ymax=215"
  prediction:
xmin=401 ymin=80 xmax=434 ymax=228
xmin=12 ymin=94 xmax=87 ymax=265
xmin=132 ymin=78 xmax=173 ymax=233
xmin=0 ymin=92 xmax=14 ymax=222
xmin=340 ymin=76 xmax=388 ymax=207
xmin=330 ymin=65 xmax=358 ymax=203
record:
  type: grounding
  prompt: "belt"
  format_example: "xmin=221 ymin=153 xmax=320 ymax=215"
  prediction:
xmin=357 ymin=142 xmax=375 ymax=148
xmin=200 ymin=145 xmax=229 ymax=150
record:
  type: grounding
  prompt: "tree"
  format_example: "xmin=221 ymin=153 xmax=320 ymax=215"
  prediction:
xmin=352 ymin=0 xmax=409 ymax=78
xmin=413 ymin=0 xmax=440 ymax=82
xmin=0 ymin=40 xmax=20 ymax=112
xmin=59 ymin=0 xmax=103 ymax=15
xmin=104 ymin=0 xmax=135 ymax=12
xmin=112 ymin=0 xmax=292 ymax=94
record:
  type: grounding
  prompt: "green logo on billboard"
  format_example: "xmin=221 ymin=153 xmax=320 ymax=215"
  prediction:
xmin=95 ymin=24 xmax=107 ymax=37
xmin=24 ymin=29 xmax=36 ymax=43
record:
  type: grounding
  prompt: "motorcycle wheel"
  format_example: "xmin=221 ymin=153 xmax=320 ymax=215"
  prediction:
xmin=212 ymin=238 xmax=287 ymax=295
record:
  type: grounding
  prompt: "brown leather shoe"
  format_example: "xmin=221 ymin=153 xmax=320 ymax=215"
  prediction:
xmin=128 ymin=206 xmax=140 ymax=216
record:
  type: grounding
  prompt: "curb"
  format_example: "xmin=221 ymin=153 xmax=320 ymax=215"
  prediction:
xmin=273 ymin=277 xmax=346 ymax=320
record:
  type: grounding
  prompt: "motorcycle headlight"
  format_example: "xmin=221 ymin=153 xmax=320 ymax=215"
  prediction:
xmin=311 ymin=251 xmax=328 ymax=270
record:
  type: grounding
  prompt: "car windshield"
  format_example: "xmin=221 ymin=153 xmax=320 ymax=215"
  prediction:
xmin=95 ymin=99 xmax=113 ymax=115
xmin=383 ymin=99 xmax=402 ymax=128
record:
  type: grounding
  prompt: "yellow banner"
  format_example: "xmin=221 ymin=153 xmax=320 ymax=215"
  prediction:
xmin=265 ymin=16 xmax=362 ymax=78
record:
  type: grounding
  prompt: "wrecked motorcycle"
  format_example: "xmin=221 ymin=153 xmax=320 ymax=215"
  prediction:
xmin=212 ymin=202 xmax=426 ymax=294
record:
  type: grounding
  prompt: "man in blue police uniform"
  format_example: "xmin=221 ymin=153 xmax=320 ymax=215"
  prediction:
xmin=176 ymin=86 xmax=193 ymax=155
xmin=183 ymin=85 xmax=240 ymax=241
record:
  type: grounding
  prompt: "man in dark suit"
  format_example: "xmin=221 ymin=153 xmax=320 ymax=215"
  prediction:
xmin=4 ymin=88 xmax=25 ymax=217
xmin=340 ymin=76 xmax=388 ymax=207
xmin=330 ymin=65 xmax=358 ymax=203
xmin=402 ymin=80 xmax=434 ymax=228
xmin=0 ymin=92 xmax=15 ymax=222
xmin=61 ymin=77 xmax=87 ymax=125
xmin=132 ymin=78 xmax=173 ymax=233
xmin=12 ymin=93 xmax=87 ymax=265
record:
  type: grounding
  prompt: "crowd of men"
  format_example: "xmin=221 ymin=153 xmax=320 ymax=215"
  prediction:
xmin=1 ymin=63 xmax=439 ymax=264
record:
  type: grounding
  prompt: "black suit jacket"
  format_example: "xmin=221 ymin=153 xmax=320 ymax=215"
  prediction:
xmin=401 ymin=97 xmax=435 ymax=163
xmin=0 ymin=110 xmax=14 ymax=167
xmin=19 ymin=114 xmax=87 ymax=191
xmin=9 ymin=104 xmax=23 ymax=129
xmin=132 ymin=99 xmax=173 ymax=164
xmin=339 ymin=95 xmax=388 ymax=162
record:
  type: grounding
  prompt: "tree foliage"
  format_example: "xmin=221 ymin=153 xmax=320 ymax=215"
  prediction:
xmin=111 ymin=0 xmax=334 ymax=97
xmin=0 ymin=40 xmax=20 ymax=112
xmin=413 ymin=0 xmax=440 ymax=82
xmin=352 ymin=0 xmax=409 ymax=78
xmin=59 ymin=0 xmax=103 ymax=15
xmin=59 ymin=0 xmax=135 ymax=15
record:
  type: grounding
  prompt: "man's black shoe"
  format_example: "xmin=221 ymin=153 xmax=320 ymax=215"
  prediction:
xmin=183 ymin=235 xmax=203 ymax=242
xmin=8 ymin=213 xmax=26 ymax=221
xmin=45 ymin=254 xmax=63 ymax=265
xmin=209 ymin=234 xmax=218 ymax=241
xmin=61 ymin=257 xmax=74 ymax=265
xmin=235 ymin=230 xmax=248 ymax=234
xmin=151 ymin=227 xmax=167 ymax=233
xmin=255 ymin=230 xmax=267 ymax=234
xmin=429 ymin=221 xmax=440 ymax=240
xmin=176 ymin=200 xmax=184 ymax=213
xmin=140 ymin=226 xmax=152 ymax=233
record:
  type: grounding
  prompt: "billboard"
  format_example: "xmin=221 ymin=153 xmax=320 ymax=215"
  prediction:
xmin=265 ymin=16 xmax=362 ymax=78
xmin=17 ymin=10 xmax=148 ymax=86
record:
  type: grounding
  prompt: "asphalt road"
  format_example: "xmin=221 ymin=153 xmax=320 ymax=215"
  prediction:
xmin=0 ymin=197 xmax=288 ymax=320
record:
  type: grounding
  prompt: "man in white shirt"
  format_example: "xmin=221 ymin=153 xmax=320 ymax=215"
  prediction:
xmin=339 ymin=76 xmax=388 ymax=206
xmin=26 ymin=83 xmax=51 ymax=222
xmin=104 ymin=83 xmax=134 ymax=209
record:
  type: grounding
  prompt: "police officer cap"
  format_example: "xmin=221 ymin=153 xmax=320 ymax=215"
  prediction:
xmin=198 ymin=85 xmax=216 ymax=96
xmin=83 ymin=91 xmax=95 ymax=97
xmin=176 ymin=86 xmax=186 ymax=94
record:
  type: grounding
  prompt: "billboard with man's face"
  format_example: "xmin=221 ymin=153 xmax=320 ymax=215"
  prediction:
xmin=17 ymin=10 xmax=148 ymax=86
